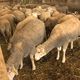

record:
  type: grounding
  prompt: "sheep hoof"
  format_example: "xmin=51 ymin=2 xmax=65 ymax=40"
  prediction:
xmin=71 ymin=47 xmax=73 ymax=49
xmin=62 ymin=60 xmax=65 ymax=63
xmin=71 ymin=46 xmax=73 ymax=49
xmin=20 ymin=65 xmax=23 ymax=69
xmin=32 ymin=66 xmax=36 ymax=71
xmin=20 ymin=62 xmax=23 ymax=69
xmin=56 ymin=58 xmax=59 ymax=60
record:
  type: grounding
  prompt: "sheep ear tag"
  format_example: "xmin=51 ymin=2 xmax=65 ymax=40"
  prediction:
xmin=12 ymin=66 xmax=18 ymax=75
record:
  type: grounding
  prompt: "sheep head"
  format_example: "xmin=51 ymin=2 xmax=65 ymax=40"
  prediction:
xmin=32 ymin=12 xmax=38 ymax=18
xmin=35 ymin=45 xmax=47 ymax=61
xmin=7 ymin=65 xmax=18 ymax=80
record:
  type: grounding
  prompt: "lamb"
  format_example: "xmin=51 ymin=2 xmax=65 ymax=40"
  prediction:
xmin=7 ymin=19 xmax=46 ymax=80
xmin=35 ymin=15 xmax=80 ymax=63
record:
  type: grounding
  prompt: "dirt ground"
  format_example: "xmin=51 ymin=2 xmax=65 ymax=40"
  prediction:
xmin=0 ymin=34 xmax=80 ymax=80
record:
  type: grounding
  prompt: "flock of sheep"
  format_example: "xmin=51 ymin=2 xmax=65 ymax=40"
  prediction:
xmin=0 ymin=4 xmax=80 ymax=80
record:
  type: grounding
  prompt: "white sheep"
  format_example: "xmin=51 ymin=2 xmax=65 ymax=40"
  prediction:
xmin=35 ymin=15 xmax=80 ymax=63
xmin=7 ymin=18 xmax=46 ymax=80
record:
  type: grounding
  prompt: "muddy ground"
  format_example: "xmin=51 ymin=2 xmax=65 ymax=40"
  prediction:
xmin=0 ymin=34 xmax=80 ymax=80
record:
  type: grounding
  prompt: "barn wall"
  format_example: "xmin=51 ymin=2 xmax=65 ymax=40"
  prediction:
xmin=0 ymin=0 xmax=21 ymax=5
xmin=0 ymin=0 xmax=80 ymax=11
xmin=0 ymin=0 xmax=79 ymax=4
xmin=0 ymin=0 xmax=79 ymax=5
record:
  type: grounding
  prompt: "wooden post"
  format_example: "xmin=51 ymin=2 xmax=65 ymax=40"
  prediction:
xmin=0 ymin=46 xmax=9 ymax=80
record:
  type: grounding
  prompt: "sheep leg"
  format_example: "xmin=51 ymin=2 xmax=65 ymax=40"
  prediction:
xmin=2 ymin=32 xmax=8 ymax=43
xmin=71 ymin=41 xmax=73 ymax=49
xmin=56 ymin=47 xmax=61 ymax=60
xmin=20 ymin=59 xmax=23 ymax=69
xmin=62 ymin=42 xmax=69 ymax=63
xmin=6 ymin=26 xmax=12 ymax=42
xmin=30 ymin=54 xmax=36 ymax=70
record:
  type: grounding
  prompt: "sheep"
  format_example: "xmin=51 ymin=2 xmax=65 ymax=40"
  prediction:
xmin=0 ymin=8 xmax=10 ymax=13
xmin=0 ymin=10 xmax=12 ymax=16
xmin=33 ymin=6 xmax=53 ymax=22
xmin=0 ymin=18 xmax=11 ymax=42
xmin=12 ymin=4 xmax=21 ymax=10
xmin=44 ymin=9 xmax=65 ymax=31
xmin=33 ymin=5 xmax=46 ymax=12
xmin=25 ymin=8 xmax=32 ymax=17
xmin=19 ymin=6 xmax=26 ymax=13
xmin=45 ymin=14 xmax=77 ymax=49
xmin=50 ymin=14 xmax=80 ymax=49
xmin=32 ymin=5 xmax=42 ymax=12
xmin=71 ymin=11 xmax=80 ymax=20
xmin=38 ymin=11 xmax=51 ymax=22
xmin=0 ymin=14 xmax=16 ymax=35
xmin=12 ymin=10 xmax=25 ymax=23
xmin=46 ymin=6 xmax=56 ymax=14
xmin=35 ymin=15 xmax=80 ymax=63
xmin=45 ymin=11 xmax=66 ymax=39
xmin=58 ymin=14 xmax=77 ymax=23
xmin=55 ymin=4 xmax=68 ymax=13
xmin=45 ymin=12 xmax=65 ymax=31
xmin=7 ymin=19 xmax=46 ymax=80
xmin=16 ymin=15 xmax=37 ymax=30
xmin=51 ymin=8 xmax=60 ymax=17
xmin=0 ymin=8 xmax=12 ymax=16
xmin=40 ymin=4 xmax=50 ymax=9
